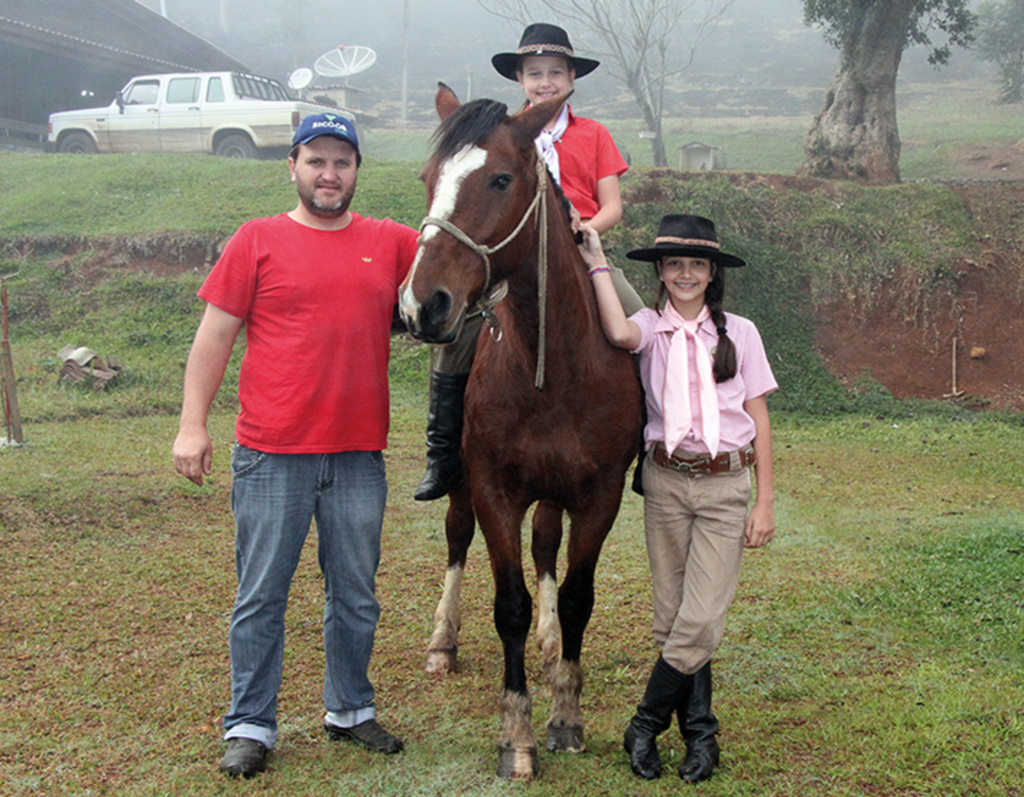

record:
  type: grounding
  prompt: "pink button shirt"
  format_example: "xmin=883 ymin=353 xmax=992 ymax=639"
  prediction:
xmin=631 ymin=309 xmax=777 ymax=455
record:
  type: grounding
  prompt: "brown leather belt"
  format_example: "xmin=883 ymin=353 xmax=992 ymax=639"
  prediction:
xmin=651 ymin=442 xmax=756 ymax=475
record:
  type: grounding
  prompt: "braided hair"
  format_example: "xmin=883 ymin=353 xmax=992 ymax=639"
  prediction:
xmin=654 ymin=259 xmax=737 ymax=383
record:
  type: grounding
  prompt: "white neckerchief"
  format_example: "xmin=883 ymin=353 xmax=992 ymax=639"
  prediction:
xmin=534 ymin=104 xmax=570 ymax=185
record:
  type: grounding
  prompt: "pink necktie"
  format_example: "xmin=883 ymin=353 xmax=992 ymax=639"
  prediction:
xmin=662 ymin=303 xmax=720 ymax=457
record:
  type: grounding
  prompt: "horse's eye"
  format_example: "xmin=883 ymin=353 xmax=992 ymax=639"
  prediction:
xmin=490 ymin=174 xmax=513 ymax=192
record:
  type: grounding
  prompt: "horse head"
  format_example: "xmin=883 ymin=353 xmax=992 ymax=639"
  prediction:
xmin=399 ymin=83 xmax=565 ymax=343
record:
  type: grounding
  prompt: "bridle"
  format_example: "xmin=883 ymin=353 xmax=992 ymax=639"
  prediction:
xmin=419 ymin=155 xmax=551 ymax=389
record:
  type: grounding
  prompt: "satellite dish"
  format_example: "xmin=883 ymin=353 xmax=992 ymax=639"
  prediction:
xmin=288 ymin=67 xmax=314 ymax=90
xmin=314 ymin=45 xmax=377 ymax=79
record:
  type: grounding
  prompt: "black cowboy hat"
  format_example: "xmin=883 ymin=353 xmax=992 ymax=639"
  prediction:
xmin=626 ymin=214 xmax=746 ymax=268
xmin=492 ymin=23 xmax=600 ymax=81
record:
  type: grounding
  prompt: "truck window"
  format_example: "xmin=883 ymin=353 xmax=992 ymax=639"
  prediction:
xmin=166 ymin=77 xmax=201 ymax=104
xmin=206 ymin=77 xmax=225 ymax=103
xmin=123 ymin=80 xmax=159 ymax=105
xmin=232 ymin=73 xmax=290 ymax=102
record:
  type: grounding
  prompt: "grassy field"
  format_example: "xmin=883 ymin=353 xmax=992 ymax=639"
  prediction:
xmin=2 ymin=79 xmax=1024 ymax=794
xmin=3 ymin=393 xmax=1024 ymax=796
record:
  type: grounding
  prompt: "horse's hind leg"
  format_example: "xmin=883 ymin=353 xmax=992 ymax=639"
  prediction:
xmin=426 ymin=482 xmax=475 ymax=674
xmin=532 ymin=501 xmax=564 ymax=678
xmin=545 ymin=506 xmax=617 ymax=753
xmin=532 ymin=501 xmax=587 ymax=753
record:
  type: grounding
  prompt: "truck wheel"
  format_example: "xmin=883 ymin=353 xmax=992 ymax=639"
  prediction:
xmin=215 ymin=135 xmax=257 ymax=158
xmin=58 ymin=133 xmax=98 ymax=154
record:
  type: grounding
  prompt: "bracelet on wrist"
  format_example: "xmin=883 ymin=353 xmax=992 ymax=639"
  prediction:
xmin=588 ymin=264 xmax=610 ymax=275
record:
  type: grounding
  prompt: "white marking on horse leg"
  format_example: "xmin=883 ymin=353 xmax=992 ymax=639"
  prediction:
xmin=425 ymin=564 xmax=463 ymax=674
xmin=535 ymin=574 xmax=561 ymax=677
xmin=498 ymin=689 xmax=538 ymax=780
xmin=545 ymin=659 xmax=586 ymax=753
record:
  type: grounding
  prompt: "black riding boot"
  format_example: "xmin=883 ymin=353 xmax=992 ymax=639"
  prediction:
xmin=623 ymin=656 xmax=692 ymax=780
xmin=415 ymin=371 xmax=469 ymax=501
xmin=677 ymin=660 xmax=720 ymax=784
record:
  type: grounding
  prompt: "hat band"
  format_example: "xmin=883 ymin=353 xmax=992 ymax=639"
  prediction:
xmin=517 ymin=43 xmax=575 ymax=57
xmin=656 ymin=236 xmax=721 ymax=250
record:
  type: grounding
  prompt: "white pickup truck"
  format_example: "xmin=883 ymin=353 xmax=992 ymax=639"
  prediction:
xmin=48 ymin=71 xmax=344 ymax=158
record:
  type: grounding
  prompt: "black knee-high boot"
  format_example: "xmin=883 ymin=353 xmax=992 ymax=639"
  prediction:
xmin=677 ymin=660 xmax=720 ymax=783
xmin=415 ymin=371 xmax=469 ymax=501
xmin=623 ymin=656 xmax=692 ymax=780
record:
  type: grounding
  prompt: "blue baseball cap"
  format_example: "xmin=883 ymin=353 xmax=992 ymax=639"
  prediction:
xmin=292 ymin=112 xmax=360 ymax=151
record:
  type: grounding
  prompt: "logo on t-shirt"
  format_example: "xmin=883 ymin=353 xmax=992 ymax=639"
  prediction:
xmin=362 ymin=257 xmax=372 ymax=262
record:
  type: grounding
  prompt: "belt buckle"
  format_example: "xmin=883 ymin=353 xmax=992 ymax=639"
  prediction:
xmin=671 ymin=457 xmax=696 ymax=473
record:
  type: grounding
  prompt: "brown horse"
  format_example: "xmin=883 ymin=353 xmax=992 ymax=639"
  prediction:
xmin=399 ymin=84 xmax=641 ymax=780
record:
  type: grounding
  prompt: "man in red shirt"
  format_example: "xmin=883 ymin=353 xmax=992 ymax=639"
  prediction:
xmin=173 ymin=113 xmax=418 ymax=778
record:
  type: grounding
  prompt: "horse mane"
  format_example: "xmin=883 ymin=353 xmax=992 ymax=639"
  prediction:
xmin=430 ymin=98 xmax=509 ymax=159
xmin=430 ymin=95 xmax=575 ymax=233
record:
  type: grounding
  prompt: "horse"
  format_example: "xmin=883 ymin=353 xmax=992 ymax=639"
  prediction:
xmin=398 ymin=84 xmax=642 ymax=780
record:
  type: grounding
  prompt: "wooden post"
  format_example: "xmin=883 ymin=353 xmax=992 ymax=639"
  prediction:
xmin=943 ymin=335 xmax=964 ymax=399
xmin=1 ymin=275 xmax=24 ymax=444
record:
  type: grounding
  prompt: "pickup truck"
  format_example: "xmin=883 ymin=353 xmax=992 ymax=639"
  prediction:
xmin=48 ymin=71 xmax=344 ymax=158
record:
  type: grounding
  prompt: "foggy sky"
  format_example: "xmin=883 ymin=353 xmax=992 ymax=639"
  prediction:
xmin=131 ymin=0 xmax=989 ymax=122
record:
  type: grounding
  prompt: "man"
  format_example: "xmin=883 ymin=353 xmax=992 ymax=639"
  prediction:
xmin=172 ymin=113 xmax=418 ymax=778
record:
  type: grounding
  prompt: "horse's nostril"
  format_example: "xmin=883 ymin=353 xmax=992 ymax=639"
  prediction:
xmin=424 ymin=290 xmax=453 ymax=332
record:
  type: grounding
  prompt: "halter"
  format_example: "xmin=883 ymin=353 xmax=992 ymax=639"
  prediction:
xmin=419 ymin=156 xmax=551 ymax=389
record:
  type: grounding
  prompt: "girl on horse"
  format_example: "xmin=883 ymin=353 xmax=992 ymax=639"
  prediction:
xmin=415 ymin=22 xmax=644 ymax=501
xmin=580 ymin=213 xmax=777 ymax=783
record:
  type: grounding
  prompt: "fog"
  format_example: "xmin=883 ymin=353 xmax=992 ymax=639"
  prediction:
xmin=133 ymin=0 xmax=988 ymax=123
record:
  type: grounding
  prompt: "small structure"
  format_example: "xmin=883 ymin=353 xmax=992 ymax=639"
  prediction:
xmin=309 ymin=84 xmax=363 ymax=112
xmin=679 ymin=141 xmax=720 ymax=171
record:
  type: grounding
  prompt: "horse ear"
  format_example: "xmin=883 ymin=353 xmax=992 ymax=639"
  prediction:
xmin=436 ymin=82 xmax=461 ymax=121
xmin=511 ymin=92 xmax=573 ymax=148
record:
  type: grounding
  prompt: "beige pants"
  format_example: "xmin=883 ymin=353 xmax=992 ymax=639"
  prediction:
xmin=435 ymin=265 xmax=645 ymax=373
xmin=641 ymin=448 xmax=751 ymax=675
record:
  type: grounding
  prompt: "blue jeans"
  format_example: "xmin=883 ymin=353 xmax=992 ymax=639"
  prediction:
xmin=222 ymin=445 xmax=388 ymax=749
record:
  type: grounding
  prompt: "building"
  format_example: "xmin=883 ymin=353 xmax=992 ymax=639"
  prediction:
xmin=0 ymin=0 xmax=247 ymax=148
xmin=679 ymin=141 xmax=721 ymax=171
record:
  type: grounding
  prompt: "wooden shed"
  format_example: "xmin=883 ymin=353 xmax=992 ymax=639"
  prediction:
xmin=678 ymin=141 xmax=720 ymax=171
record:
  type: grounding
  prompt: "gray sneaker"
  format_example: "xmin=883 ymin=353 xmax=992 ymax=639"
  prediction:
xmin=219 ymin=737 xmax=267 ymax=778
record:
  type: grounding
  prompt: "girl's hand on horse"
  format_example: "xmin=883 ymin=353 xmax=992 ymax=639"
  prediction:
xmin=569 ymin=203 xmax=582 ymax=234
xmin=577 ymin=224 xmax=606 ymax=268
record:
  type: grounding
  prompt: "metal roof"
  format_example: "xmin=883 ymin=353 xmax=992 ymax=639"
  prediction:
xmin=0 ymin=0 xmax=248 ymax=73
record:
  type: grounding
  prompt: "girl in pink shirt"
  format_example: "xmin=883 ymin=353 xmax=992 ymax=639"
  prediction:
xmin=581 ymin=213 xmax=777 ymax=784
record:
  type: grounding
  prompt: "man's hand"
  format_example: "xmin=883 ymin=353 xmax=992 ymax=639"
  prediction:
xmin=173 ymin=427 xmax=214 ymax=486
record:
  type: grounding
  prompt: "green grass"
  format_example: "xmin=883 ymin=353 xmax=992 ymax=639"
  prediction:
xmin=3 ymin=402 xmax=1024 ymax=796
xmin=2 ymin=78 xmax=1023 ymax=792
xmin=0 ymin=153 xmax=426 ymax=236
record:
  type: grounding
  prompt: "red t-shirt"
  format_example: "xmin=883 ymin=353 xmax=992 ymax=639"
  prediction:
xmin=199 ymin=212 xmax=418 ymax=454
xmin=554 ymin=107 xmax=629 ymax=218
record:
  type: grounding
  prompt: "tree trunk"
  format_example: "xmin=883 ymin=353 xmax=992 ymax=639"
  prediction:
xmin=799 ymin=0 xmax=914 ymax=183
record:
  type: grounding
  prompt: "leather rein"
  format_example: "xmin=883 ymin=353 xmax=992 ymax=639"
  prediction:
xmin=419 ymin=156 xmax=551 ymax=389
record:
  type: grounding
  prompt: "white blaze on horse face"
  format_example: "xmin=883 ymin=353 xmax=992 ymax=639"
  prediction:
xmin=425 ymin=144 xmax=489 ymax=237
xmin=399 ymin=144 xmax=489 ymax=320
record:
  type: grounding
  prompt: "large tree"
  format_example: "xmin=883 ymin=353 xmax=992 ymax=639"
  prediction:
xmin=481 ymin=0 xmax=734 ymax=167
xmin=975 ymin=0 xmax=1024 ymax=104
xmin=800 ymin=0 xmax=975 ymax=183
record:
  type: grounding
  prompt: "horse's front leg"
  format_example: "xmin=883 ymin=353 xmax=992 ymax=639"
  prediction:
xmin=426 ymin=481 xmax=475 ymax=674
xmin=478 ymin=496 xmax=537 ymax=779
xmin=545 ymin=499 xmax=619 ymax=753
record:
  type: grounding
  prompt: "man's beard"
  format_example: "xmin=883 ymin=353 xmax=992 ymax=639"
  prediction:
xmin=298 ymin=183 xmax=354 ymax=218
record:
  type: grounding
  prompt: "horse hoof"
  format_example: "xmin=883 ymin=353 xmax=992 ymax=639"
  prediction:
xmin=424 ymin=647 xmax=457 ymax=674
xmin=546 ymin=723 xmax=585 ymax=753
xmin=497 ymin=745 xmax=538 ymax=780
